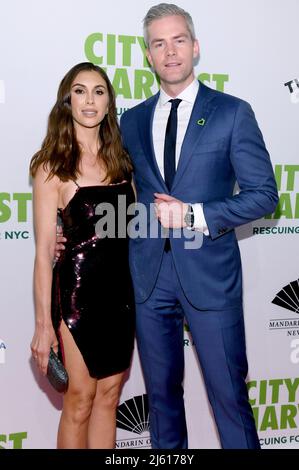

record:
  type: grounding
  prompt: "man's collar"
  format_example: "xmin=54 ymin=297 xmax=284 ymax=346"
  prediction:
xmin=159 ymin=79 xmax=199 ymax=107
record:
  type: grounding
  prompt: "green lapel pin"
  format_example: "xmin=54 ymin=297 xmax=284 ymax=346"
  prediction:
xmin=197 ymin=118 xmax=205 ymax=126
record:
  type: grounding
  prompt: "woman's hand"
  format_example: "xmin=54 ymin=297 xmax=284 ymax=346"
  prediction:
xmin=31 ymin=325 xmax=59 ymax=376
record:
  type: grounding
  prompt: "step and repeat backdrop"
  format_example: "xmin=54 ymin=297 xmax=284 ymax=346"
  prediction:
xmin=0 ymin=0 xmax=298 ymax=449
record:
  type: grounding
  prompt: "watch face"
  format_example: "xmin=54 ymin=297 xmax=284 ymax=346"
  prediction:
xmin=185 ymin=213 xmax=192 ymax=226
xmin=184 ymin=209 xmax=194 ymax=228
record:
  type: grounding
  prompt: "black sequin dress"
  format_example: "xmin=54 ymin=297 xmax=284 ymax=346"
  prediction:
xmin=51 ymin=182 xmax=135 ymax=379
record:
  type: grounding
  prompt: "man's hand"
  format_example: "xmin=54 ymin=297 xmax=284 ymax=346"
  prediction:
xmin=54 ymin=225 xmax=67 ymax=261
xmin=154 ymin=193 xmax=188 ymax=228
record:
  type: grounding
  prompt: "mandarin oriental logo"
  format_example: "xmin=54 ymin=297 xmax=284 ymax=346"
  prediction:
xmin=117 ymin=394 xmax=149 ymax=434
xmin=116 ymin=394 xmax=151 ymax=448
xmin=272 ymin=279 xmax=299 ymax=313
xmin=269 ymin=279 xmax=299 ymax=338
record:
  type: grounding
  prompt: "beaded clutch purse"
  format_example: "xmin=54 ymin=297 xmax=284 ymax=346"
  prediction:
xmin=47 ymin=348 xmax=69 ymax=393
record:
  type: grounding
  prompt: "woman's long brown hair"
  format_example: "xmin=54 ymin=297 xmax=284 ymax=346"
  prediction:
xmin=30 ymin=62 xmax=132 ymax=182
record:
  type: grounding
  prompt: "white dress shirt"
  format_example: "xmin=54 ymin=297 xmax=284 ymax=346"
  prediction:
xmin=152 ymin=78 xmax=209 ymax=234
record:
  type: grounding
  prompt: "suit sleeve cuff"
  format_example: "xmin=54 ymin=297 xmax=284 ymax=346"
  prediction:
xmin=191 ymin=203 xmax=210 ymax=235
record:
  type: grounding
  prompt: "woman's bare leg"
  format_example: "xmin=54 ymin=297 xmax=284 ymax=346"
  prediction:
xmin=57 ymin=320 xmax=97 ymax=449
xmin=87 ymin=371 xmax=126 ymax=448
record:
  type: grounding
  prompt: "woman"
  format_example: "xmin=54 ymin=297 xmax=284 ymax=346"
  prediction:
xmin=30 ymin=62 xmax=135 ymax=449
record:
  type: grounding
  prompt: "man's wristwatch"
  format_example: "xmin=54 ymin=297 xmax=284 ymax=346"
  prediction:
xmin=184 ymin=204 xmax=194 ymax=229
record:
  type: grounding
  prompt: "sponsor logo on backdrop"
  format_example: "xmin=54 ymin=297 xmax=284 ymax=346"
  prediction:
xmin=0 ymin=80 xmax=5 ymax=103
xmin=84 ymin=32 xmax=229 ymax=116
xmin=270 ymin=279 xmax=299 ymax=337
xmin=0 ymin=192 xmax=32 ymax=241
xmin=0 ymin=339 xmax=6 ymax=364
xmin=248 ymin=378 xmax=299 ymax=447
xmin=116 ymin=394 xmax=151 ymax=448
xmin=272 ymin=279 xmax=299 ymax=314
xmin=270 ymin=279 xmax=299 ymax=367
xmin=184 ymin=323 xmax=195 ymax=347
xmin=284 ymin=78 xmax=299 ymax=104
xmin=253 ymin=165 xmax=299 ymax=235
xmin=0 ymin=432 xmax=27 ymax=449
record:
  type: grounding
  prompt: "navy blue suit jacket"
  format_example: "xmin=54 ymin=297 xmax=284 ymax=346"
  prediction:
xmin=120 ymin=82 xmax=278 ymax=309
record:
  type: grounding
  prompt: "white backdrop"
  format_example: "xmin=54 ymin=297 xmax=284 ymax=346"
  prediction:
xmin=0 ymin=0 xmax=299 ymax=449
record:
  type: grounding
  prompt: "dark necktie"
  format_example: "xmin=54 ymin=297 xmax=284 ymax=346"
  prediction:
xmin=163 ymin=98 xmax=182 ymax=191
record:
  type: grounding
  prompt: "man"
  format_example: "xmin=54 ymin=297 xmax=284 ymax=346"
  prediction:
xmin=119 ymin=3 xmax=278 ymax=449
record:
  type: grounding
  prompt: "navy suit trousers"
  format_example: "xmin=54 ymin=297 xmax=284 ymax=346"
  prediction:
xmin=135 ymin=251 xmax=260 ymax=449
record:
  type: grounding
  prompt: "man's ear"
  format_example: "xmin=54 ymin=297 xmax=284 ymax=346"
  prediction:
xmin=193 ymin=39 xmax=200 ymax=60
xmin=146 ymin=48 xmax=153 ymax=67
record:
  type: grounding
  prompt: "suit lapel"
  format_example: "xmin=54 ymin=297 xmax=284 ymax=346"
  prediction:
xmin=137 ymin=93 xmax=167 ymax=189
xmin=172 ymin=83 xmax=218 ymax=192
